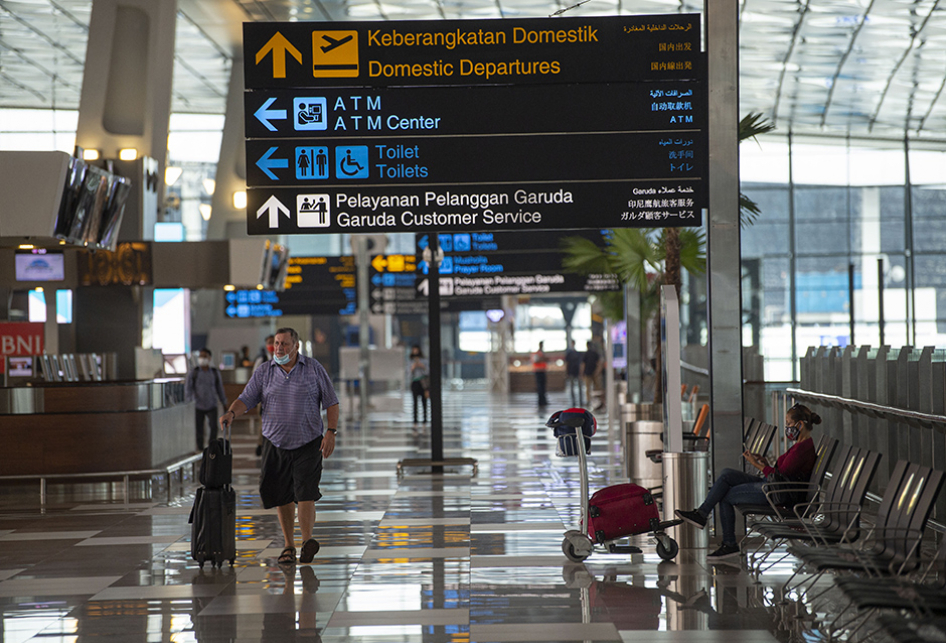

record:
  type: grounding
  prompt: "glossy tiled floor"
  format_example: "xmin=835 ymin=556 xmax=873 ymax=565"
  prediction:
xmin=0 ymin=386 xmax=850 ymax=642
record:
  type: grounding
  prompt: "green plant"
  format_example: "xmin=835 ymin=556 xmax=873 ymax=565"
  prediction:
xmin=561 ymin=113 xmax=774 ymax=402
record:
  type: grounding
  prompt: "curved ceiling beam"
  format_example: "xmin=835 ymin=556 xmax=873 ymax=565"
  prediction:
xmin=820 ymin=0 xmax=875 ymax=128
xmin=868 ymin=0 xmax=941 ymax=133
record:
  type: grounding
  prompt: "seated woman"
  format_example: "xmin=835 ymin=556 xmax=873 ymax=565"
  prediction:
xmin=675 ymin=404 xmax=821 ymax=561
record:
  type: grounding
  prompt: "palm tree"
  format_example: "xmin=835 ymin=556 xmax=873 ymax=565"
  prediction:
xmin=562 ymin=113 xmax=774 ymax=403
xmin=562 ymin=228 xmax=706 ymax=404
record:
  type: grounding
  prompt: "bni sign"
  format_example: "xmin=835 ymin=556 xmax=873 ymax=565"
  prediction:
xmin=243 ymin=15 xmax=706 ymax=236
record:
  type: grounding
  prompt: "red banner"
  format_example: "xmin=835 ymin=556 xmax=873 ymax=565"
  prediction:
xmin=0 ymin=322 xmax=44 ymax=374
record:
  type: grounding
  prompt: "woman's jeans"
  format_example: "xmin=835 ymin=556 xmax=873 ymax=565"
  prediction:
xmin=697 ymin=468 xmax=768 ymax=545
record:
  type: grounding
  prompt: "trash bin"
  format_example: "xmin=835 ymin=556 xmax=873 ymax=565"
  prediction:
xmin=662 ymin=451 xmax=709 ymax=549
xmin=621 ymin=403 xmax=661 ymax=424
xmin=625 ymin=420 xmax=663 ymax=488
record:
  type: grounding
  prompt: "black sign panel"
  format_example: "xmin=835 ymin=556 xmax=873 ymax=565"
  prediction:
xmin=244 ymin=16 xmax=700 ymax=89
xmin=246 ymin=181 xmax=699 ymax=235
xmin=225 ymin=255 xmax=357 ymax=318
xmin=245 ymin=82 xmax=700 ymax=139
xmin=246 ymin=131 xmax=701 ymax=187
xmin=243 ymin=15 xmax=706 ymax=235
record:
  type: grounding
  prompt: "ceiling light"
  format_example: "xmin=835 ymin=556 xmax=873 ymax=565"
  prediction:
xmin=82 ymin=149 xmax=100 ymax=161
xmin=233 ymin=191 xmax=247 ymax=209
xmin=165 ymin=166 xmax=183 ymax=186
xmin=223 ymin=285 xmax=236 ymax=292
xmin=199 ymin=204 xmax=212 ymax=221
xmin=202 ymin=178 xmax=216 ymax=195
xmin=119 ymin=148 xmax=138 ymax=161
xmin=18 ymin=244 xmax=34 ymax=250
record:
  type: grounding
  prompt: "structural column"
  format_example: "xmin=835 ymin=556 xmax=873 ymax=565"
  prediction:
xmin=73 ymin=0 xmax=177 ymax=379
xmin=76 ymin=0 xmax=177 ymax=187
xmin=706 ymin=0 xmax=744 ymax=472
xmin=208 ymin=58 xmax=248 ymax=241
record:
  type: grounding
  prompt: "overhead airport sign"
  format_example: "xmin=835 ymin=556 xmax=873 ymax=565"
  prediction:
xmin=243 ymin=15 xmax=706 ymax=235
xmin=225 ymin=255 xmax=357 ymax=317
xmin=245 ymin=16 xmax=699 ymax=87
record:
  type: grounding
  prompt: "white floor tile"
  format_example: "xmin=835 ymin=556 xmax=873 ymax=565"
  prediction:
xmin=471 ymin=622 xmax=620 ymax=641
xmin=0 ymin=576 xmax=122 ymax=598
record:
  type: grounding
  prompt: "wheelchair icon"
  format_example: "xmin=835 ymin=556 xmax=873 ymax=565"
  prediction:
xmin=335 ymin=146 xmax=369 ymax=179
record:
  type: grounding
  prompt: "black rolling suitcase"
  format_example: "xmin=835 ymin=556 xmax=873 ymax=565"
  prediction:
xmin=189 ymin=421 xmax=236 ymax=568
xmin=189 ymin=485 xmax=236 ymax=568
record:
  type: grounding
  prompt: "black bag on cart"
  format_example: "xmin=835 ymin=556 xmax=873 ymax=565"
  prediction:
xmin=189 ymin=485 xmax=236 ymax=568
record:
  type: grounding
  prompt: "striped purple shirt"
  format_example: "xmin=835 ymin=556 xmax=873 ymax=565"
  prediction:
xmin=237 ymin=354 xmax=338 ymax=450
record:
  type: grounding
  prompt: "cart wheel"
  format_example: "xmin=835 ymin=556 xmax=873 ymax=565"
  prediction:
xmin=655 ymin=534 xmax=679 ymax=561
xmin=562 ymin=532 xmax=593 ymax=562
xmin=562 ymin=539 xmax=588 ymax=562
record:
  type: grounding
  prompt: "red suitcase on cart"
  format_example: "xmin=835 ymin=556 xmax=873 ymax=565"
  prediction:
xmin=586 ymin=483 xmax=661 ymax=544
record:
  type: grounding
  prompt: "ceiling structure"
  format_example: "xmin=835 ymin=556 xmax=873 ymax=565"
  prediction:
xmin=2 ymin=0 xmax=946 ymax=140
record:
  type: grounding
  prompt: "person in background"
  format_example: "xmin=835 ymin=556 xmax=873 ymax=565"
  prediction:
xmin=253 ymin=334 xmax=276 ymax=456
xmin=409 ymin=345 xmax=429 ymax=424
xmin=239 ymin=345 xmax=253 ymax=368
xmin=185 ymin=348 xmax=228 ymax=451
xmin=674 ymin=403 xmax=820 ymax=561
xmin=580 ymin=340 xmax=602 ymax=411
xmin=221 ymin=327 xmax=338 ymax=567
xmin=532 ymin=341 xmax=549 ymax=408
xmin=254 ymin=335 xmax=275 ymax=371
xmin=564 ymin=339 xmax=584 ymax=408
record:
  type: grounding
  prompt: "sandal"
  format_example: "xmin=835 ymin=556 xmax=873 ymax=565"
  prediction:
xmin=299 ymin=538 xmax=320 ymax=563
xmin=277 ymin=547 xmax=296 ymax=565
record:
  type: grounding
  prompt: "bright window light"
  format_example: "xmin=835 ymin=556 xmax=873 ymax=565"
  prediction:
xmin=28 ymin=289 xmax=73 ymax=324
xmin=152 ymin=288 xmax=190 ymax=355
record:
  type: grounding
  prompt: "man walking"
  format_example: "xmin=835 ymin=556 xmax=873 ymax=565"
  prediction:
xmin=580 ymin=340 xmax=603 ymax=412
xmin=532 ymin=341 xmax=549 ymax=408
xmin=221 ymin=328 xmax=339 ymax=566
xmin=185 ymin=348 xmax=227 ymax=451
xmin=564 ymin=339 xmax=584 ymax=407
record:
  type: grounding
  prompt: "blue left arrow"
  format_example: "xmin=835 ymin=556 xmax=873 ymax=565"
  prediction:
xmin=256 ymin=146 xmax=288 ymax=180
xmin=254 ymin=97 xmax=287 ymax=132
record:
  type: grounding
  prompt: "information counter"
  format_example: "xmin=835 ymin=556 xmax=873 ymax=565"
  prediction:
xmin=0 ymin=379 xmax=194 ymax=476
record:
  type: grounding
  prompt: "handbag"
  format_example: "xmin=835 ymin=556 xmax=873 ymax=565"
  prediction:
xmin=764 ymin=469 xmax=801 ymax=506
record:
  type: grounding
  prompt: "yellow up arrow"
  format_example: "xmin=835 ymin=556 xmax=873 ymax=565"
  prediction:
xmin=255 ymin=32 xmax=302 ymax=79
xmin=371 ymin=255 xmax=387 ymax=271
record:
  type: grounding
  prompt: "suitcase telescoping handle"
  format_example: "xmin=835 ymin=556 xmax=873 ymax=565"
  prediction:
xmin=220 ymin=408 xmax=233 ymax=454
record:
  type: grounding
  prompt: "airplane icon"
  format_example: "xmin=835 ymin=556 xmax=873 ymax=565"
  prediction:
xmin=321 ymin=34 xmax=353 ymax=53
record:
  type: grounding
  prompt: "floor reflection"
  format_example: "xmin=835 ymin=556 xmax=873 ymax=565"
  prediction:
xmin=0 ymin=388 xmax=855 ymax=642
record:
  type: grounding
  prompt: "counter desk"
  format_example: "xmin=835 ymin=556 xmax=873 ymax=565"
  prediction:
xmin=0 ymin=379 xmax=194 ymax=476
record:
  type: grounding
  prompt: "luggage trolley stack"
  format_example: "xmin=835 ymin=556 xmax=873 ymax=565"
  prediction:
xmin=547 ymin=408 xmax=681 ymax=562
xmin=189 ymin=421 xmax=237 ymax=569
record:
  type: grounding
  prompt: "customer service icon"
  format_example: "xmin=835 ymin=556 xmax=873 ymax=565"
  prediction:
xmin=297 ymin=194 xmax=331 ymax=227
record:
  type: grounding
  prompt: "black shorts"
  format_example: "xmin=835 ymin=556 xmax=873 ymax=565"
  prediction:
xmin=259 ymin=436 xmax=323 ymax=509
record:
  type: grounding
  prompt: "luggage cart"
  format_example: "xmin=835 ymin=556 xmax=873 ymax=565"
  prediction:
xmin=548 ymin=409 xmax=681 ymax=562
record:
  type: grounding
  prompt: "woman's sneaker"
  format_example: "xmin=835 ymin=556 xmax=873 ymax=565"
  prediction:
xmin=706 ymin=543 xmax=741 ymax=561
xmin=674 ymin=509 xmax=707 ymax=529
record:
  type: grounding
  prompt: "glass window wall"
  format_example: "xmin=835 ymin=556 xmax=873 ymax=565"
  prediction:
xmin=741 ymin=135 xmax=937 ymax=381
